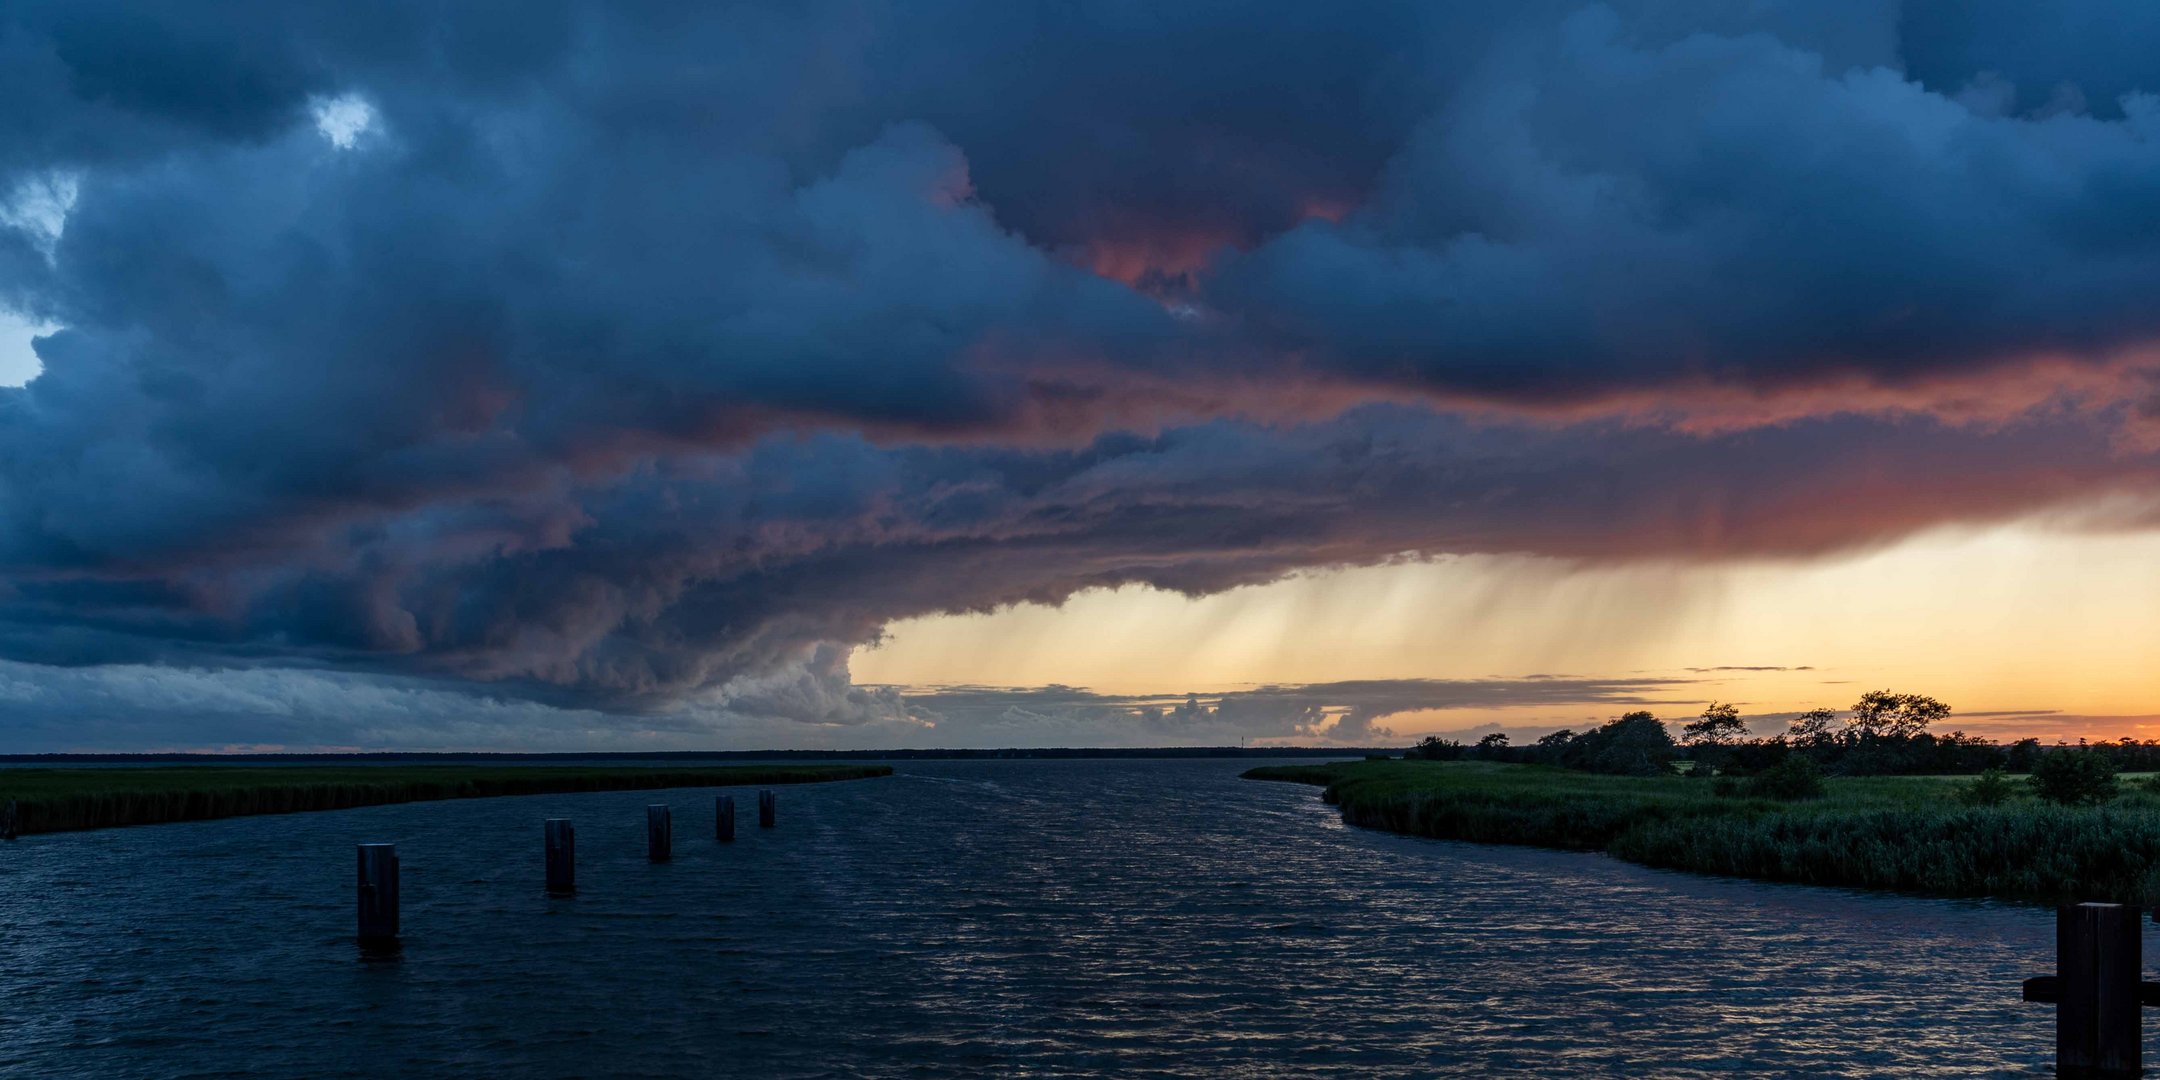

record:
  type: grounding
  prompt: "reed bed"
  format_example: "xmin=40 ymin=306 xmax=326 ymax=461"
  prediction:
xmin=1246 ymin=759 xmax=2160 ymax=904
xmin=0 ymin=764 xmax=891 ymax=835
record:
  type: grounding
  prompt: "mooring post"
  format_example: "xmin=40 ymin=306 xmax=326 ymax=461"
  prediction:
xmin=758 ymin=789 xmax=776 ymax=829
xmin=356 ymin=843 xmax=400 ymax=944
xmin=2023 ymin=902 xmax=2157 ymax=1076
xmin=2058 ymin=902 xmax=2141 ymax=1078
xmin=1 ymin=799 xmax=16 ymax=840
xmin=544 ymin=819 xmax=575 ymax=895
xmin=716 ymin=795 xmax=736 ymax=842
xmin=647 ymin=804 xmax=672 ymax=862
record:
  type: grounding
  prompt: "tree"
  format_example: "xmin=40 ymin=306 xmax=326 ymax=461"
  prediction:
xmin=1889 ymin=694 xmax=1949 ymax=738
xmin=1531 ymin=729 xmax=1575 ymax=765
xmin=1848 ymin=690 xmax=1900 ymax=739
xmin=2005 ymin=737 xmax=2043 ymax=772
xmin=1474 ymin=732 xmax=1511 ymax=758
xmin=1682 ymin=702 xmax=1749 ymax=746
xmin=1408 ymin=736 xmax=1464 ymax=761
xmin=1580 ymin=711 xmax=1678 ymax=776
xmin=1848 ymin=690 xmax=1950 ymax=739
xmin=1786 ymin=707 xmax=1838 ymax=747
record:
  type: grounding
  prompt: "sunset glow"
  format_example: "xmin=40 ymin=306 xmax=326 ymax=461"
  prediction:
xmin=856 ymin=515 xmax=2160 ymax=742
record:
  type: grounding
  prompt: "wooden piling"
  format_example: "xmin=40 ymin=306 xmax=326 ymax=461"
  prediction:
xmin=2058 ymin=902 xmax=2140 ymax=1078
xmin=356 ymin=843 xmax=399 ymax=943
xmin=544 ymin=819 xmax=575 ymax=895
xmin=647 ymin=804 xmax=672 ymax=862
xmin=758 ymin=789 xmax=776 ymax=829
xmin=1 ymin=799 xmax=16 ymax=840
xmin=716 ymin=795 xmax=736 ymax=842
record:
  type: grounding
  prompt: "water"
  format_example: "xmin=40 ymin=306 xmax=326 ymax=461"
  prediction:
xmin=0 ymin=759 xmax=2061 ymax=1077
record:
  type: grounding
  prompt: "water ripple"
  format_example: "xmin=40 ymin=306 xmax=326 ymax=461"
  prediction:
xmin=0 ymin=760 xmax=2060 ymax=1077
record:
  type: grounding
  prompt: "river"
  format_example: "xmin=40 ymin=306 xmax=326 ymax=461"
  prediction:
xmin=0 ymin=759 xmax=2059 ymax=1076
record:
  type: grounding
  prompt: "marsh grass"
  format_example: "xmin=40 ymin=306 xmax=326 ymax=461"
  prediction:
xmin=1246 ymin=760 xmax=2160 ymax=904
xmin=0 ymin=764 xmax=892 ymax=835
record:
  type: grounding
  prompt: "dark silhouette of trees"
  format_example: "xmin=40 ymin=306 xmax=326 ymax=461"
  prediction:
xmin=1570 ymin=711 xmax=1679 ymax=776
xmin=2005 ymin=738 xmax=2043 ymax=772
xmin=1396 ymin=690 xmax=2154 ymax=784
xmin=1683 ymin=702 xmax=1749 ymax=746
xmin=1786 ymin=707 xmax=1837 ymax=747
xmin=1848 ymin=690 xmax=1950 ymax=740
xmin=1768 ymin=691 xmax=1975 ymax=775
xmin=1406 ymin=736 xmax=1465 ymax=761
xmin=1534 ymin=729 xmax=1576 ymax=761
xmin=2031 ymin=747 xmax=2119 ymax=805
xmin=1682 ymin=702 xmax=1749 ymax=773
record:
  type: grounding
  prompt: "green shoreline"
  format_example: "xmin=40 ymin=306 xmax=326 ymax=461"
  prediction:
xmin=1247 ymin=759 xmax=2160 ymax=905
xmin=0 ymin=764 xmax=892 ymax=836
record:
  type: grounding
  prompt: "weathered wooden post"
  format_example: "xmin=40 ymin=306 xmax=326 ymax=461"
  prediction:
xmin=2024 ymin=902 xmax=2144 ymax=1077
xmin=646 ymin=804 xmax=671 ymax=862
xmin=544 ymin=819 xmax=575 ymax=895
xmin=1 ymin=799 xmax=16 ymax=840
xmin=356 ymin=843 xmax=399 ymax=945
xmin=758 ymin=789 xmax=777 ymax=828
xmin=716 ymin=795 xmax=736 ymax=842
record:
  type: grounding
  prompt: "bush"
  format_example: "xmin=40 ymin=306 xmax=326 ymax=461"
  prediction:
xmin=1742 ymin=755 xmax=1826 ymax=800
xmin=2031 ymin=750 xmax=2119 ymax=806
xmin=1962 ymin=767 xmax=2017 ymax=806
xmin=1715 ymin=756 xmax=1824 ymax=800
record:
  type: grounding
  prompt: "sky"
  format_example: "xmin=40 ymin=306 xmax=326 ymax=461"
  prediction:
xmin=3 ymin=1 xmax=2160 ymax=751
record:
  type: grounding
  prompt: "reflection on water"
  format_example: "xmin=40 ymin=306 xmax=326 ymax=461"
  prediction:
xmin=0 ymin=760 xmax=2058 ymax=1076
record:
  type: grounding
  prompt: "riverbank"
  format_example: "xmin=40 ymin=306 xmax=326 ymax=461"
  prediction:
xmin=1247 ymin=760 xmax=2160 ymax=904
xmin=0 ymin=764 xmax=892 ymax=836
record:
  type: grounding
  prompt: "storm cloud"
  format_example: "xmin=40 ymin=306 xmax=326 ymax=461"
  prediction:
xmin=5 ymin=2 xmax=2160 ymax=736
xmin=0 ymin=662 xmax=1694 ymax=752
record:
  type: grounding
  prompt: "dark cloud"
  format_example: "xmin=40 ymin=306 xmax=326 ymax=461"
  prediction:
xmin=1899 ymin=1 xmax=2160 ymax=119
xmin=1212 ymin=7 xmax=2160 ymax=404
xmin=6 ymin=401 xmax=2151 ymax=708
xmin=3 ymin=3 xmax=2160 ymax=731
xmin=0 ymin=662 xmax=1698 ymax=751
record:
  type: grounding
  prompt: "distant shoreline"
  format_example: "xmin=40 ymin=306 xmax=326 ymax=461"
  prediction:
xmin=0 ymin=764 xmax=891 ymax=836
xmin=1249 ymin=759 xmax=2160 ymax=905
xmin=0 ymin=746 xmax=1397 ymax=765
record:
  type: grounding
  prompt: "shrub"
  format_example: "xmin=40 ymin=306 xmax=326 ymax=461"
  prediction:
xmin=1407 ymin=736 xmax=1466 ymax=761
xmin=2031 ymin=750 xmax=2119 ymax=806
xmin=1742 ymin=755 xmax=1826 ymax=800
xmin=1962 ymin=767 xmax=2017 ymax=806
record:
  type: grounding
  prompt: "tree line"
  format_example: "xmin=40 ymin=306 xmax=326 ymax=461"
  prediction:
xmin=1406 ymin=690 xmax=2156 ymax=781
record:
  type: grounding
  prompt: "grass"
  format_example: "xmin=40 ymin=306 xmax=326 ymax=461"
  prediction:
xmin=0 ymin=764 xmax=892 ymax=836
xmin=1246 ymin=759 xmax=2160 ymax=905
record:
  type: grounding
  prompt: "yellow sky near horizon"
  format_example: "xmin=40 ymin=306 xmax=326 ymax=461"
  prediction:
xmin=853 ymin=518 xmax=2160 ymax=742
